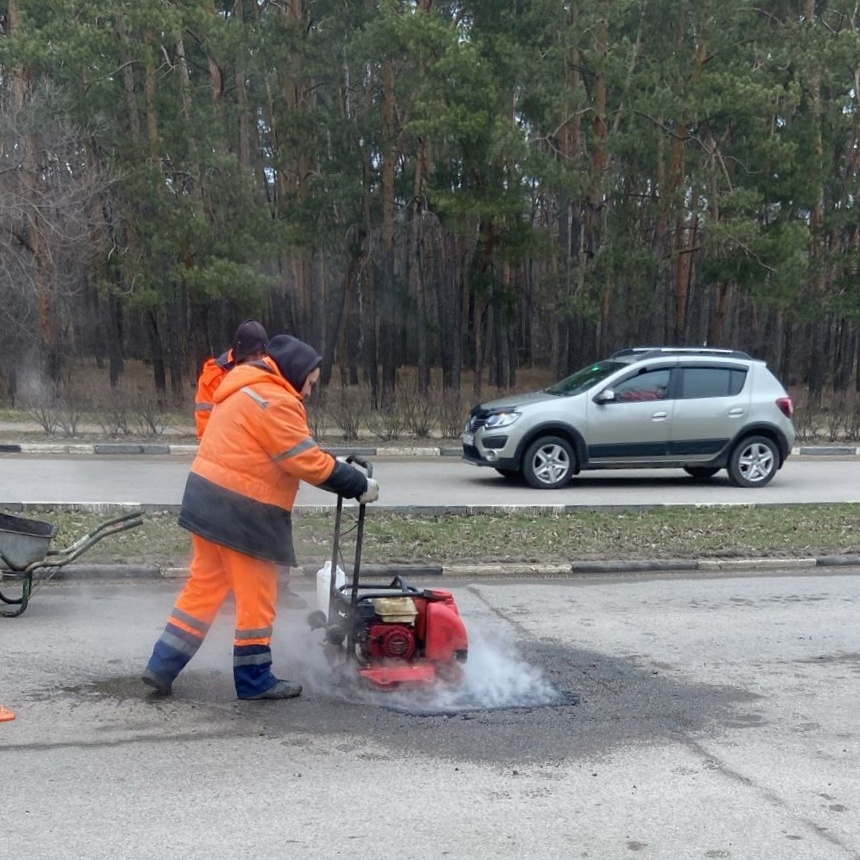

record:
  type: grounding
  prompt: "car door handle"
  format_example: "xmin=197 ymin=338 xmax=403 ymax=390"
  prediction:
xmin=652 ymin=411 xmax=668 ymax=420
xmin=728 ymin=408 xmax=745 ymax=417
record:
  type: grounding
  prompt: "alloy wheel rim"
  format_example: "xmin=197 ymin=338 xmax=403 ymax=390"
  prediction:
xmin=534 ymin=445 xmax=570 ymax=484
xmin=739 ymin=443 xmax=774 ymax=482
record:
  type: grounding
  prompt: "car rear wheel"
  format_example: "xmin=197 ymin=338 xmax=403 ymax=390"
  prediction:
xmin=522 ymin=436 xmax=575 ymax=489
xmin=683 ymin=466 xmax=720 ymax=480
xmin=727 ymin=435 xmax=779 ymax=487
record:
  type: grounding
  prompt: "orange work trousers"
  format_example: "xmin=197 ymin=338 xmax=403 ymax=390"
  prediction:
xmin=144 ymin=534 xmax=281 ymax=698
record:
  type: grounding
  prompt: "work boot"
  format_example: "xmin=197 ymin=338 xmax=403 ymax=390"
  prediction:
xmin=141 ymin=670 xmax=172 ymax=696
xmin=242 ymin=679 xmax=303 ymax=700
xmin=284 ymin=585 xmax=308 ymax=610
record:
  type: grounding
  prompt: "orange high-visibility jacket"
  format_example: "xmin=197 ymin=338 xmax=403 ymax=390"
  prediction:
xmin=178 ymin=356 xmax=366 ymax=565
xmin=194 ymin=351 xmax=233 ymax=439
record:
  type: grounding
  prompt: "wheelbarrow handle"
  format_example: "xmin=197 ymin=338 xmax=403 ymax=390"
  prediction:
xmin=29 ymin=511 xmax=144 ymax=570
xmin=2 ymin=510 xmax=145 ymax=617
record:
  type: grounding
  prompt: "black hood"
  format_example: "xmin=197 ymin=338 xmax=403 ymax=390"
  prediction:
xmin=266 ymin=334 xmax=323 ymax=392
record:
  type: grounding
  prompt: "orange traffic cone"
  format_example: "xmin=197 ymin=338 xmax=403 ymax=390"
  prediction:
xmin=0 ymin=705 xmax=15 ymax=722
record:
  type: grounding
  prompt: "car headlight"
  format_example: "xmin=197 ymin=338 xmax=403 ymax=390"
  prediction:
xmin=484 ymin=411 xmax=520 ymax=429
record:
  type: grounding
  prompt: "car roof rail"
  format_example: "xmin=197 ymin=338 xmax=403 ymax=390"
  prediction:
xmin=610 ymin=346 xmax=753 ymax=360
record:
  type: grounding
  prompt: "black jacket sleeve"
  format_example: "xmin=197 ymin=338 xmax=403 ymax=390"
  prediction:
xmin=317 ymin=459 xmax=368 ymax=499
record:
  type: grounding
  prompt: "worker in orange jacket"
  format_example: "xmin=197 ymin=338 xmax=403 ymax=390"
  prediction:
xmin=143 ymin=334 xmax=380 ymax=700
xmin=194 ymin=320 xmax=307 ymax=610
xmin=194 ymin=319 xmax=268 ymax=439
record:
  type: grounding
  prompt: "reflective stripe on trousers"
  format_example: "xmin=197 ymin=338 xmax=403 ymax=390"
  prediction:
xmin=144 ymin=533 xmax=280 ymax=698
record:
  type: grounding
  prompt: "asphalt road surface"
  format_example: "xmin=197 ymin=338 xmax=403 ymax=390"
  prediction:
xmin=1 ymin=453 xmax=860 ymax=508
xmin=2 ymin=569 xmax=858 ymax=859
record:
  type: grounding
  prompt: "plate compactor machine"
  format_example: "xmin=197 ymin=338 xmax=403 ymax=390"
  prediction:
xmin=307 ymin=456 xmax=468 ymax=690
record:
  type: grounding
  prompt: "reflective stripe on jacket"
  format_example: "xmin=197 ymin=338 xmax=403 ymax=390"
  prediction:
xmin=194 ymin=351 xmax=233 ymax=439
xmin=179 ymin=356 xmax=366 ymax=564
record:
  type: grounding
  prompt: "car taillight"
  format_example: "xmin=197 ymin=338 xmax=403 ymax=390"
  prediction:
xmin=776 ymin=396 xmax=794 ymax=419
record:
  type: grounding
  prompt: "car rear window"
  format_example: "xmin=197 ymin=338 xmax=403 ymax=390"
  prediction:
xmin=546 ymin=360 xmax=629 ymax=396
xmin=680 ymin=367 xmax=747 ymax=399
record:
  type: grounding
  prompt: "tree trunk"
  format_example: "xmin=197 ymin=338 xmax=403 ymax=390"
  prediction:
xmin=591 ymin=5 xmax=610 ymax=355
xmin=554 ymin=2 xmax=583 ymax=377
xmin=362 ymin=152 xmax=379 ymax=404
xmin=410 ymin=138 xmax=432 ymax=393
xmin=108 ymin=293 xmax=125 ymax=389
xmin=804 ymin=0 xmax=826 ymax=405
xmin=379 ymin=57 xmax=398 ymax=409
xmin=438 ymin=232 xmax=462 ymax=392
xmin=143 ymin=30 xmax=161 ymax=161
xmin=146 ymin=310 xmax=167 ymax=397
xmin=8 ymin=0 xmax=62 ymax=383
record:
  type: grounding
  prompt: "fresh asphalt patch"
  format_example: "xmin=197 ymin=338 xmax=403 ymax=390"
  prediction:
xmin=40 ymin=637 xmax=760 ymax=768
xmin=6 ymin=580 xmax=764 ymax=768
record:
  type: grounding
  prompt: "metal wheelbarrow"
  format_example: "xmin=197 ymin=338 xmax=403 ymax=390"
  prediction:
xmin=0 ymin=510 xmax=144 ymax=617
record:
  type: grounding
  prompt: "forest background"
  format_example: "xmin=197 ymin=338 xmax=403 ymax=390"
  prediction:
xmin=1 ymin=0 xmax=859 ymax=442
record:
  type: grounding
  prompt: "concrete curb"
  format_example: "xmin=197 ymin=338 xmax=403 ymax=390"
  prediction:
xmin=0 ymin=441 xmax=857 ymax=457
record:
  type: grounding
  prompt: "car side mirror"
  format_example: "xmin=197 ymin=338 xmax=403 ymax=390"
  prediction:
xmin=595 ymin=388 xmax=616 ymax=403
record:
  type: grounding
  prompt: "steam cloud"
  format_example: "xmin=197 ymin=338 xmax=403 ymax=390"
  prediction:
xmin=285 ymin=623 xmax=568 ymax=716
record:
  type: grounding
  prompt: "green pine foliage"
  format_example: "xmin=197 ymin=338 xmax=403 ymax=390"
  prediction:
xmin=1 ymin=0 xmax=859 ymax=401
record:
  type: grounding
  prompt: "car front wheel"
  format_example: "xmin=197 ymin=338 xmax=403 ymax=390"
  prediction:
xmin=727 ymin=435 xmax=779 ymax=487
xmin=522 ymin=436 xmax=575 ymax=489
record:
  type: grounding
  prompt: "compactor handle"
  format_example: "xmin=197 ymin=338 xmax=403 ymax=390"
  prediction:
xmin=344 ymin=454 xmax=373 ymax=479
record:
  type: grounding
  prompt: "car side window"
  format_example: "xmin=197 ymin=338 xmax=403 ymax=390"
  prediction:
xmin=612 ymin=369 xmax=671 ymax=402
xmin=680 ymin=367 xmax=747 ymax=399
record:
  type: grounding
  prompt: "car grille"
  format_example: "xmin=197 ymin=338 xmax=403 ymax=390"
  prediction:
xmin=467 ymin=413 xmax=488 ymax=432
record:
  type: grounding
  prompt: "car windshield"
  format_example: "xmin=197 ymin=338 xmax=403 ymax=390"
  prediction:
xmin=546 ymin=360 xmax=628 ymax=396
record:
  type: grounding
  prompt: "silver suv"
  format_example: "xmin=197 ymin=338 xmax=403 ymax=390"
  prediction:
xmin=462 ymin=347 xmax=795 ymax=489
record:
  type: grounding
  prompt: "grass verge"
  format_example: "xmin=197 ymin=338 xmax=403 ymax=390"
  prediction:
xmin=6 ymin=504 xmax=860 ymax=569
